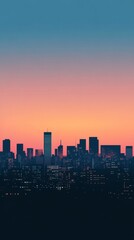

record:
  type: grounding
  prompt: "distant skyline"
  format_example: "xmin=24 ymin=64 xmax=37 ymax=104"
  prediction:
xmin=0 ymin=133 xmax=134 ymax=156
xmin=1 ymin=0 xmax=134 ymax=154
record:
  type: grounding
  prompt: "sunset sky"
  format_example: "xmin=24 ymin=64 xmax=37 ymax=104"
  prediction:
xmin=0 ymin=0 xmax=134 ymax=154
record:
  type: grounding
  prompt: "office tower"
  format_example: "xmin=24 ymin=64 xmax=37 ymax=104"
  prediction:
xmin=101 ymin=145 xmax=121 ymax=158
xmin=17 ymin=144 xmax=23 ymax=156
xmin=89 ymin=137 xmax=99 ymax=156
xmin=35 ymin=149 xmax=43 ymax=157
xmin=27 ymin=148 xmax=33 ymax=159
xmin=79 ymin=139 xmax=86 ymax=151
xmin=44 ymin=132 xmax=52 ymax=164
xmin=35 ymin=149 xmax=44 ymax=165
xmin=77 ymin=139 xmax=86 ymax=159
xmin=58 ymin=141 xmax=63 ymax=159
xmin=3 ymin=139 xmax=10 ymax=154
xmin=67 ymin=146 xmax=76 ymax=158
xmin=126 ymin=146 xmax=133 ymax=159
xmin=55 ymin=149 xmax=58 ymax=157
xmin=16 ymin=144 xmax=25 ymax=166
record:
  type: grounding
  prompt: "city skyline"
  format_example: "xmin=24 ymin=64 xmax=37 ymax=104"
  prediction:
xmin=0 ymin=132 xmax=134 ymax=156
xmin=0 ymin=1 xmax=134 ymax=237
xmin=1 ymin=61 xmax=134 ymax=154
xmin=1 ymin=1 xmax=134 ymax=158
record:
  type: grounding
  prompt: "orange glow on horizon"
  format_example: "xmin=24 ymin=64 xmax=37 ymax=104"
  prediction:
xmin=1 ymin=56 xmax=134 ymax=155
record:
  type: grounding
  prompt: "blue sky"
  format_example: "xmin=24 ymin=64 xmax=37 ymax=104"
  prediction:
xmin=0 ymin=0 xmax=134 ymax=52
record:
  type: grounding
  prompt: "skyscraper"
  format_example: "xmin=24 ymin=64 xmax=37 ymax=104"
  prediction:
xmin=16 ymin=143 xmax=25 ymax=164
xmin=126 ymin=146 xmax=133 ymax=159
xmin=58 ymin=141 xmax=63 ymax=159
xmin=44 ymin=132 xmax=52 ymax=164
xmin=27 ymin=148 xmax=33 ymax=159
xmin=77 ymin=139 xmax=87 ymax=160
xmin=89 ymin=137 xmax=99 ymax=156
xmin=101 ymin=145 xmax=121 ymax=158
xmin=3 ymin=139 xmax=10 ymax=154
xmin=79 ymin=139 xmax=86 ymax=152
xmin=17 ymin=144 xmax=24 ymax=157
xmin=35 ymin=149 xmax=43 ymax=157
xmin=67 ymin=146 xmax=76 ymax=158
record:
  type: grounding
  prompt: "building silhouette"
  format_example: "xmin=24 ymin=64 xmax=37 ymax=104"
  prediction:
xmin=35 ymin=149 xmax=43 ymax=157
xmin=55 ymin=148 xmax=58 ymax=157
xmin=17 ymin=144 xmax=23 ymax=156
xmin=79 ymin=139 xmax=86 ymax=152
xmin=126 ymin=146 xmax=133 ymax=159
xmin=57 ymin=141 xmax=63 ymax=159
xmin=27 ymin=148 xmax=33 ymax=159
xmin=16 ymin=143 xmax=25 ymax=161
xmin=67 ymin=146 xmax=76 ymax=158
xmin=44 ymin=132 xmax=52 ymax=164
xmin=1 ymin=133 xmax=134 ymax=202
xmin=89 ymin=137 xmax=99 ymax=156
xmin=3 ymin=139 xmax=10 ymax=154
xmin=101 ymin=145 xmax=121 ymax=158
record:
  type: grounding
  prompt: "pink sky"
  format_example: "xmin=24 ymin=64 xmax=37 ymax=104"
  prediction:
xmin=0 ymin=54 xmax=134 ymax=154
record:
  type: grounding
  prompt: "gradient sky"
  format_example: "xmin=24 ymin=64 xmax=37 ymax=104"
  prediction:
xmin=0 ymin=0 xmax=134 ymax=154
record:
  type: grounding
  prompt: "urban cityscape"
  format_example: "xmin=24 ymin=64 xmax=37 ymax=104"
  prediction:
xmin=0 ymin=131 xmax=134 ymax=200
xmin=1 ymin=0 xmax=134 ymax=238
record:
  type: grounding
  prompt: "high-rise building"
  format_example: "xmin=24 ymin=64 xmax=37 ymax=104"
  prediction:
xmin=89 ymin=137 xmax=99 ymax=156
xmin=3 ymin=139 xmax=10 ymax=154
xmin=35 ymin=149 xmax=43 ymax=157
xmin=55 ymin=149 xmax=58 ymax=157
xmin=16 ymin=144 xmax=25 ymax=159
xmin=35 ymin=149 xmax=44 ymax=165
xmin=44 ymin=132 xmax=52 ymax=164
xmin=58 ymin=141 xmax=63 ymax=159
xmin=101 ymin=145 xmax=121 ymax=158
xmin=126 ymin=146 xmax=133 ymax=159
xmin=27 ymin=148 xmax=33 ymax=159
xmin=79 ymin=139 xmax=86 ymax=151
xmin=17 ymin=144 xmax=23 ymax=156
xmin=67 ymin=146 xmax=76 ymax=158
xmin=77 ymin=139 xmax=87 ymax=160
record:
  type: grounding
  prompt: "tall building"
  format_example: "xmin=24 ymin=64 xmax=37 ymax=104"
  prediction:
xmin=17 ymin=144 xmax=23 ymax=156
xmin=44 ymin=132 xmax=52 ymax=164
xmin=16 ymin=144 xmax=25 ymax=159
xmin=35 ymin=149 xmax=44 ymax=165
xmin=89 ymin=137 xmax=99 ymax=156
xmin=101 ymin=145 xmax=121 ymax=158
xmin=77 ymin=139 xmax=86 ymax=159
xmin=67 ymin=146 xmax=76 ymax=158
xmin=55 ymin=149 xmax=58 ymax=157
xmin=3 ymin=139 xmax=10 ymax=154
xmin=79 ymin=139 xmax=86 ymax=152
xmin=27 ymin=148 xmax=33 ymax=159
xmin=126 ymin=146 xmax=133 ymax=159
xmin=58 ymin=141 xmax=63 ymax=159
xmin=35 ymin=149 xmax=43 ymax=157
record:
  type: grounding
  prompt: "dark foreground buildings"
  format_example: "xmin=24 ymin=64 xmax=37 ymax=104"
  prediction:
xmin=0 ymin=134 xmax=133 ymax=239
xmin=0 ymin=133 xmax=134 ymax=201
